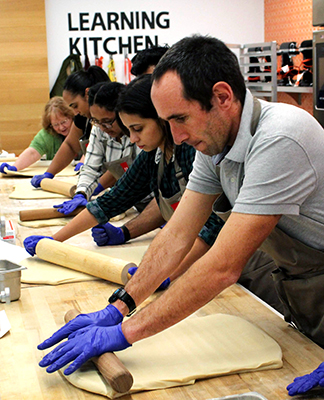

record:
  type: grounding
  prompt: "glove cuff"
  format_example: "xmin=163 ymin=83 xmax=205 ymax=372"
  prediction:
xmin=74 ymin=193 xmax=87 ymax=200
xmin=44 ymin=172 xmax=54 ymax=179
xmin=106 ymin=304 xmax=124 ymax=323
xmin=117 ymin=323 xmax=132 ymax=350
xmin=121 ymin=225 xmax=131 ymax=242
xmin=157 ymin=277 xmax=171 ymax=291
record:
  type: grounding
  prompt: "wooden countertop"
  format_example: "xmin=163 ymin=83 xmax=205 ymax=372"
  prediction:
xmin=1 ymin=175 xmax=324 ymax=400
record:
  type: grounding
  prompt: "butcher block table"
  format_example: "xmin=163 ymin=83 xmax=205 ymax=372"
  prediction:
xmin=1 ymin=175 xmax=324 ymax=400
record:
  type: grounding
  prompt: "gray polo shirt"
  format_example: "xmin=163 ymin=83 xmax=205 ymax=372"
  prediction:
xmin=187 ymin=90 xmax=324 ymax=250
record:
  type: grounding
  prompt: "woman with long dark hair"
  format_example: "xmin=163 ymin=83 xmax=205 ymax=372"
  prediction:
xmin=30 ymin=66 xmax=109 ymax=188
xmin=53 ymin=81 xmax=152 ymax=215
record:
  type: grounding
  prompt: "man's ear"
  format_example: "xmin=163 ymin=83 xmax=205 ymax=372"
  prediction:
xmin=211 ymin=81 xmax=233 ymax=109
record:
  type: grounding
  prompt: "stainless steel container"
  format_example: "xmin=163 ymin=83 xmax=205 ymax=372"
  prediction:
xmin=0 ymin=260 xmax=26 ymax=302
xmin=209 ymin=393 xmax=269 ymax=400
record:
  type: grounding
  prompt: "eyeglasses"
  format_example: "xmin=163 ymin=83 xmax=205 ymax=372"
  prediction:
xmin=51 ymin=119 xmax=69 ymax=129
xmin=89 ymin=117 xmax=116 ymax=129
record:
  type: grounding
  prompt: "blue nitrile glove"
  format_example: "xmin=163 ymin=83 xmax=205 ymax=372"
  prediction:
xmin=91 ymin=223 xmax=125 ymax=246
xmin=128 ymin=266 xmax=171 ymax=291
xmin=0 ymin=163 xmax=17 ymax=174
xmin=287 ymin=362 xmax=324 ymax=396
xmin=31 ymin=172 xmax=54 ymax=188
xmin=74 ymin=162 xmax=83 ymax=172
xmin=53 ymin=193 xmax=87 ymax=215
xmin=23 ymin=235 xmax=53 ymax=256
xmin=38 ymin=304 xmax=123 ymax=351
xmin=38 ymin=323 xmax=131 ymax=375
xmin=92 ymin=182 xmax=104 ymax=197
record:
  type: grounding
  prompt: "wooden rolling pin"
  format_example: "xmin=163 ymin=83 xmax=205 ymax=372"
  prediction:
xmin=19 ymin=206 xmax=85 ymax=221
xmin=64 ymin=308 xmax=133 ymax=393
xmin=40 ymin=178 xmax=76 ymax=198
xmin=35 ymin=239 xmax=135 ymax=285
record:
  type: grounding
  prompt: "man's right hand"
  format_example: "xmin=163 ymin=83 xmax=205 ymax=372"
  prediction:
xmin=53 ymin=193 xmax=87 ymax=215
xmin=31 ymin=172 xmax=54 ymax=188
xmin=37 ymin=304 xmax=123 ymax=351
xmin=38 ymin=323 xmax=131 ymax=375
xmin=23 ymin=235 xmax=54 ymax=256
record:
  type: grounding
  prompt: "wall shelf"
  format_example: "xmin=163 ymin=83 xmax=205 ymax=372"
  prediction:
xmin=247 ymin=84 xmax=313 ymax=104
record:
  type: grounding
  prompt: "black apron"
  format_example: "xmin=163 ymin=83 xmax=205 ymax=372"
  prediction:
xmin=79 ymin=134 xmax=90 ymax=155
xmin=213 ymin=97 xmax=324 ymax=347
xmin=78 ymin=116 xmax=92 ymax=156
xmin=260 ymin=227 xmax=324 ymax=347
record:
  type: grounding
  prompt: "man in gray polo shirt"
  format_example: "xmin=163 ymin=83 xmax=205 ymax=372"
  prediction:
xmin=35 ymin=36 xmax=324 ymax=394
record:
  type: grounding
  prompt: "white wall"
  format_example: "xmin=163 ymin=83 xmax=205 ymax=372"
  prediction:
xmin=45 ymin=0 xmax=264 ymax=90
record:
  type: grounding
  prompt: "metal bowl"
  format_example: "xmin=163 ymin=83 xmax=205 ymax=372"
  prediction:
xmin=0 ymin=259 xmax=26 ymax=302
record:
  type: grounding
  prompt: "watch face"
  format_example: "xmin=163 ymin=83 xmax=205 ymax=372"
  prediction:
xmin=115 ymin=288 xmax=124 ymax=297
xmin=109 ymin=288 xmax=124 ymax=302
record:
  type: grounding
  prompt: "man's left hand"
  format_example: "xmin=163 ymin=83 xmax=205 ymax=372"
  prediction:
xmin=38 ymin=323 xmax=131 ymax=375
xmin=128 ymin=266 xmax=170 ymax=291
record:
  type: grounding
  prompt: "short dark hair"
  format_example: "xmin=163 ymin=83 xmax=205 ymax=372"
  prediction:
xmin=152 ymin=35 xmax=246 ymax=110
xmin=131 ymin=46 xmax=169 ymax=76
xmin=88 ymin=82 xmax=126 ymax=111
xmin=63 ymin=66 xmax=110 ymax=97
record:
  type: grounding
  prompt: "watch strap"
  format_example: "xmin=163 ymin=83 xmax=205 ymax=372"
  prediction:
xmin=108 ymin=287 xmax=136 ymax=316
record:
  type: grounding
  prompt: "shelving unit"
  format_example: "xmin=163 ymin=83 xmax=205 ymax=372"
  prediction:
xmin=228 ymin=41 xmax=313 ymax=104
xmin=239 ymin=41 xmax=278 ymax=102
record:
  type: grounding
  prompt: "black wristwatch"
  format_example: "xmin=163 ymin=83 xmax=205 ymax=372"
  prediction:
xmin=108 ymin=287 xmax=136 ymax=316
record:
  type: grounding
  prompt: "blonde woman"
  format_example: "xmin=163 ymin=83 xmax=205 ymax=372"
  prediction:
xmin=0 ymin=96 xmax=74 ymax=173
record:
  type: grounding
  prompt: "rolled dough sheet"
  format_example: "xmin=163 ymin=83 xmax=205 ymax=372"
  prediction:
xmin=18 ymin=212 xmax=126 ymax=228
xmin=21 ymin=257 xmax=99 ymax=285
xmin=20 ymin=244 xmax=148 ymax=285
xmin=61 ymin=313 xmax=283 ymax=398
xmin=18 ymin=217 xmax=77 ymax=228
xmin=0 ymin=157 xmax=17 ymax=162
xmin=1 ymin=162 xmax=76 ymax=178
xmin=10 ymin=177 xmax=78 ymax=199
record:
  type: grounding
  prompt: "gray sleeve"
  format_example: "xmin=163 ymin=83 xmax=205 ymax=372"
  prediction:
xmin=233 ymin=136 xmax=317 ymax=215
xmin=187 ymin=151 xmax=222 ymax=195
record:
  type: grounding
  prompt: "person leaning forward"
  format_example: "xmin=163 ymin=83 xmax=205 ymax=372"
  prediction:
xmin=34 ymin=35 xmax=324 ymax=379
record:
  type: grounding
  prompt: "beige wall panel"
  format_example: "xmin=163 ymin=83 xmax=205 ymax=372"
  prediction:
xmin=0 ymin=0 xmax=50 ymax=155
